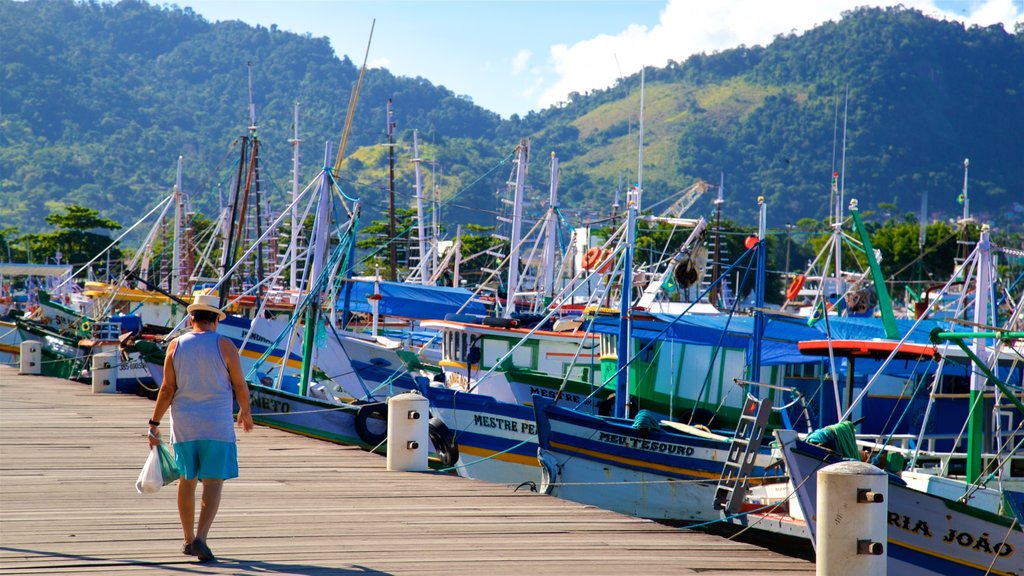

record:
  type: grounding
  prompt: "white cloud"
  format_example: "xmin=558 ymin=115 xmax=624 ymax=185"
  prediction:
xmin=537 ymin=0 xmax=1024 ymax=109
xmin=368 ymin=56 xmax=392 ymax=69
xmin=511 ymin=49 xmax=532 ymax=76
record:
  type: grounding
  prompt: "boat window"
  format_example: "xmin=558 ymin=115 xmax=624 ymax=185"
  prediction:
xmin=482 ymin=339 xmax=510 ymax=369
xmin=511 ymin=341 xmax=534 ymax=368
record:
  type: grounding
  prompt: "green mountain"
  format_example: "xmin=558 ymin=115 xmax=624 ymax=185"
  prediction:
xmin=2 ymin=0 xmax=1022 ymax=239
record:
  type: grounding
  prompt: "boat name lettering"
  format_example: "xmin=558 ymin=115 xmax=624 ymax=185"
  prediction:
xmin=942 ymin=528 xmax=1013 ymax=557
xmin=251 ymin=394 xmax=291 ymax=413
xmin=598 ymin=432 xmax=695 ymax=456
xmin=472 ymin=414 xmax=534 ymax=434
xmin=886 ymin=513 xmax=932 ymax=537
xmin=246 ymin=333 xmax=273 ymax=345
xmin=529 ymin=386 xmax=583 ymax=405
xmin=122 ymin=357 xmax=147 ymax=370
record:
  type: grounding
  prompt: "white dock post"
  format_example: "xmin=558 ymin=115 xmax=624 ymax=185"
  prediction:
xmin=91 ymin=352 xmax=118 ymax=394
xmin=19 ymin=341 xmax=41 ymax=375
xmin=816 ymin=461 xmax=887 ymax=576
xmin=386 ymin=392 xmax=429 ymax=471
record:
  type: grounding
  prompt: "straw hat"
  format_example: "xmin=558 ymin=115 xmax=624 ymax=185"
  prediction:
xmin=186 ymin=293 xmax=226 ymax=321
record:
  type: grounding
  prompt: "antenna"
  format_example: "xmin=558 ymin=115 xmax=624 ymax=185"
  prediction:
xmin=246 ymin=61 xmax=257 ymax=131
xmin=838 ymin=85 xmax=848 ymax=222
xmin=637 ymin=66 xmax=645 ymax=212
xmin=918 ymin=189 xmax=928 ymax=251
xmin=960 ymin=158 xmax=970 ymax=222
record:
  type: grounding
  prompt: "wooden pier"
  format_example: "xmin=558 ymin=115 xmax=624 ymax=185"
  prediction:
xmin=0 ymin=365 xmax=813 ymax=575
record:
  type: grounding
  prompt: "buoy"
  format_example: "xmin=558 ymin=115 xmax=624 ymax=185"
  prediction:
xmin=581 ymin=247 xmax=604 ymax=270
xmin=786 ymin=274 xmax=806 ymax=300
xmin=744 ymin=235 xmax=759 ymax=249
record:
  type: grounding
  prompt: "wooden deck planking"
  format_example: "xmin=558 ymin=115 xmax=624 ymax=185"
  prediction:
xmin=0 ymin=366 xmax=813 ymax=575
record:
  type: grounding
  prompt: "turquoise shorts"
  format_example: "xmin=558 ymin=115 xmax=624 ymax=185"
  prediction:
xmin=173 ymin=440 xmax=238 ymax=480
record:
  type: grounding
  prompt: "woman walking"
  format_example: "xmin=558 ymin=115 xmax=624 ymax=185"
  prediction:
xmin=148 ymin=294 xmax=254 ymax=562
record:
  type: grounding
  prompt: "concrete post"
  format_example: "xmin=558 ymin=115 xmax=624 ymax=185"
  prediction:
xmin=91 ymin=352 xmax=118 ymax=394
xmin=19 ymin=341 xmax=41 ymax=375
xmin=816 ymin=460 xmax=887 ymax=576
xmin=386 ymin=392 xmax=429 ymax=472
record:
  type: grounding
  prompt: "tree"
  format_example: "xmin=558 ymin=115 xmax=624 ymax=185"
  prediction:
xmin=20 ymin=205 xmax=121 ymax=265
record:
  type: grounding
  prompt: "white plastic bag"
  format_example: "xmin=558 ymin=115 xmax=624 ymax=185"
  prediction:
xmin=135 ymin=447 xmax=163 ymax=494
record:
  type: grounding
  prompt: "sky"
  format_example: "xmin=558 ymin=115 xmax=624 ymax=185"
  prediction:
xmin=174 ymin=0 xmax=1023 ymax=118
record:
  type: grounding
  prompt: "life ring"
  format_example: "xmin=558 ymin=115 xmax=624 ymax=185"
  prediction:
xmin=428 ymin=417 xmax=459 ymax=468
xmin=786 ymin=275 xmax=806 ymax=301
xmin=354 ymin=402 xmax=388 ymax=446
xmin=581 ymin=247 xmax=612 ymax=272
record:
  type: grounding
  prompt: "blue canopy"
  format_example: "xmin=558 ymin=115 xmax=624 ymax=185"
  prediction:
xmin=336 ymin=280 xmax=486 ymax=320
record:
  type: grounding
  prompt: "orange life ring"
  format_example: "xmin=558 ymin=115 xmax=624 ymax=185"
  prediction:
xmin=581 ymin=247 xmax=605 ymax=271
xmin=786 ymin=274 xmax=806 ymax=300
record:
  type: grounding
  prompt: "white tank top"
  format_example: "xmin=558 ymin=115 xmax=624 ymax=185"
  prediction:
xmin=169 ymin=331 xmax=236 ymax=443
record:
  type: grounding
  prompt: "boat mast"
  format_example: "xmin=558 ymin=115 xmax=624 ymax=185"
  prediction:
xmin=431 ymin=160 xmax=440 ymax=279
xmin=616 ymin=186 xmax=638 ymax=419
xmin=387 ymin=98 xmax=397 ymax=282
xmin=504 ymin=138 xmax=528 ymax=318
xmin=966 ymin=225 xmax=991 ymax=484
xmin=412 ymin=130 xmax=429 ymax=284
xmin=171 ymin=155 xmax=186 ymax=295
xmin=615 ymin=67 xmax=644 ymax=419
xmin=289 ymin=102 xmax=301 ymax=291
xmin=299 ymin=142 xmax=334 ymax=396
xmin=747 ymin=196 xmax=767 ymax=392
xmin=220 ymin=135 xmax=249 ymax=309
xmin=711 ymin=172 xmax=724 ymax=307
xmin=541 ymin=151 xmax=560 ymax=301
xmin=247 ymin=62 xmax=265 ymax=309
xmin=833 ymin=88 xmax=848 ymax=301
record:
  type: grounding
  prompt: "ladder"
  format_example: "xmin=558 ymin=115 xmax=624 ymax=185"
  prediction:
xmin=713 ymin=396 xmax=773 ymax=515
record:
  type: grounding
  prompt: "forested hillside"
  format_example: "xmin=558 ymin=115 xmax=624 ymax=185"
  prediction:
xmin=2 ymin=0 xmax=1022 ymax=238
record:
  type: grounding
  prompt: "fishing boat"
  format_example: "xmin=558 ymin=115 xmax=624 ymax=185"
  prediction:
xmin=534 ymin=191 xmax=779 ymax=523
xmin=778 ymin=429 xmax=1023 ymax=575
xmin=724 ymin=223 xmax=1024 ymax=575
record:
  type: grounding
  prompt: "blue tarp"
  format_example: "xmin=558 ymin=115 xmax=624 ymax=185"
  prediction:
xmin=335 ymin=280 xmax=486 ymax=320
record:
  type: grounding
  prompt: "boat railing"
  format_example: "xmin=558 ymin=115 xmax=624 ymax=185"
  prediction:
xmin=854 ymin=433 xmax=1024 ymax=481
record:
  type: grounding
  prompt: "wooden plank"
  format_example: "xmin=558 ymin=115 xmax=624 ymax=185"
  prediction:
xmin=0 ymin=366 xmax=812 ymax=574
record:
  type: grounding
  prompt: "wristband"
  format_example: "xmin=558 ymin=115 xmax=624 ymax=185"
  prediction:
xmin=148 ymin=419 xmax=161 ymax=427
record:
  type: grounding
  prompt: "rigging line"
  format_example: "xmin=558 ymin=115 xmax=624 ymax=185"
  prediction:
xmin=873 ymin=356 xmax=933 ymax=448
xmin=587 ymin=242 xmax=760 ymax=403
xmin=939 ymin=383 xmax=986 ymax=478
xmin=967 ymin=420 xmax=1024 ymax=497
xmin=350 ymin=152 xmax=515 ymax=270
xmin=842 ymin=245 xmax=984 ymax=421
xmin=166 ymin=171 xmax=322 ymax=341
xmin=885 ymin=228 xmax=960 ymax=282
xmin=698 ymin=254 xmax=759 ymax=423
xmin=53 ymin=192 xmax=176 ymax=293
xmin=246 ymin=224 xmax=355 ymax=380
xmin=983 ymin=515 xmax=1019 ymax=576
xmin=812 ymin=240 xmax=844 ymax=422
xmin=723 ymin=456 xmax=827 ymax=541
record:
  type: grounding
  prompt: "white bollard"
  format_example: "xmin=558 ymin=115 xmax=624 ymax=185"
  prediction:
xmin=386 ymin=392 xmax=429 ymax=472
xmin=816 ymin=460 xmax=888 ymax=576
xmin=19 ymin=341 xmax=41 ymax=375
xmin=91 ymin=352 xmax=118 ymax=394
